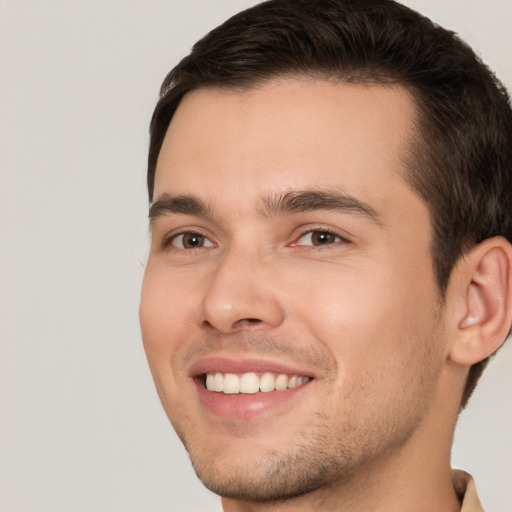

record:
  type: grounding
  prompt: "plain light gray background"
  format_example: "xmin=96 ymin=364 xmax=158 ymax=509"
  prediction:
xmin=1 ymin=1 xmax=511 ymax=511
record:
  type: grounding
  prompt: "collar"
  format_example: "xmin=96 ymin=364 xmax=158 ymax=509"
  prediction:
xmin=452 ymin=470 xmax=484 ymax=511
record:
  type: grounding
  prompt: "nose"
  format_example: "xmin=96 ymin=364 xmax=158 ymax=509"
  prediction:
xmin=198 ymin=247 xmax=285 ymax=334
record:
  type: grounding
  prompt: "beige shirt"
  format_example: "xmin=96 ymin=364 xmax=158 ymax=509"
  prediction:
xmin=453 ymin=470 xmax=484 ymax=511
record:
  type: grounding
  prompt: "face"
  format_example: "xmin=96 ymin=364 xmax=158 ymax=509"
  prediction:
xmin=140 ymin=78 xmax=448 ymax=502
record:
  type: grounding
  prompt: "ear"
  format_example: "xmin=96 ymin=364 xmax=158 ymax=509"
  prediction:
xmin=447 ymin=237 xmax=512 ymax=366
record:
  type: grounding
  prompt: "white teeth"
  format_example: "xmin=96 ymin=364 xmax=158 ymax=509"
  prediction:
xmin=204 ymin=372 xmax=311 ymax=394
xmin=259 ymin=372 xmax=275 ymax=392
xmin=206 ymin=373 xmax=215 ymax=391
xmin=289 ymin=376 xmax=305 ymax=388
xmin=240 ymin=372 xmax=259 ymax=394
xmin=288 ymin=376 xmax=298 ymax=388
xmin=223 ymin=373 xmax=240 ymax=394
xmin=214 ymin=372 xmax=224 ymax=392
xmin=275 ymin=373 xmax=288 ymax=391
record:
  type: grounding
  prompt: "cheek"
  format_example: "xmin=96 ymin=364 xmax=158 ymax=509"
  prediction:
xmin=139 ymin=269 xmax=197 ymax=426
xmin=292 ymin=261 xmax=440 ymax=377
xmin=139 ymin=267 xmax=192 ymax=376
xmin=299 ymin=274 xmax=443 ymax=436
xmin=293 ymin=265 xmax=394 ymax=337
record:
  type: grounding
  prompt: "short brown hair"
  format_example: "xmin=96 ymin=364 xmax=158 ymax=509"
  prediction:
xmin=147 ymin=0 xmax=512 ymax=407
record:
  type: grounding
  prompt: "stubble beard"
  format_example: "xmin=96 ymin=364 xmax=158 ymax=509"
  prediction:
xmin=170 ymin=315 xmax=445 ymax=504
xmin=191 ymin=440 xmax=365 ymax=503
xmin=180 ymin=384 xmax=435 ymax=504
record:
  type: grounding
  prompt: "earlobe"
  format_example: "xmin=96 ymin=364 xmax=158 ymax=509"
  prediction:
xmin=449 ymin=237 xmax=512 ymax=366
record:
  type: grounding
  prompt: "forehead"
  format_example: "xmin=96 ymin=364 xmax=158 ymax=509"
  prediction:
xmin=154 ymin=78 xmax=419 ymax=217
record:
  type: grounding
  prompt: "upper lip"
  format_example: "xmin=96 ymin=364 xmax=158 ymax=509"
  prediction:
xmin=188 ymin=355 xmax=318 ymax=379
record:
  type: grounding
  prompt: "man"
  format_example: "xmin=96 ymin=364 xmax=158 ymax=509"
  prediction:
xmin=139 ymin=0 xmax=512 ymax=510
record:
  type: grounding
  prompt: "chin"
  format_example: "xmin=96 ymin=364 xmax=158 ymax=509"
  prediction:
xmin=185 ymin=431 xmax=362 ymax=503
xmin=191 ymin=452 xmax=332 ymax=503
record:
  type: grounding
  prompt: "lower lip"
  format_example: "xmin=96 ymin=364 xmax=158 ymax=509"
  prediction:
xmin=194 ymin=378 xmax=311 ymax=420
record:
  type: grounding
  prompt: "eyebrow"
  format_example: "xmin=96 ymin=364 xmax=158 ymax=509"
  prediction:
xmin=259 ymin=190 xmax=382 ymax=224
xmin=149 ymin=193 xmax=213 ymax=224
xmin=149 ymin=189 xmax=382 ymax=225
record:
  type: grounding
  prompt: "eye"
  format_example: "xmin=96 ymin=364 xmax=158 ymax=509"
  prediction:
xmin=169 ymin=232 xmax=215 ymax=249
xmin=295 ymin=230 xmax=344 ymax=246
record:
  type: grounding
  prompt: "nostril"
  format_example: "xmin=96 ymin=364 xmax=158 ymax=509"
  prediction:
xmin=201 ymin=318 xmax=262 ymax=331
xmin=234 ymin=318 xmax=262 ymax=328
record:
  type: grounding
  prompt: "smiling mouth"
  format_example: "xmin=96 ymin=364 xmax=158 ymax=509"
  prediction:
xmin=204 ymin=372 xmax=312 ymax=395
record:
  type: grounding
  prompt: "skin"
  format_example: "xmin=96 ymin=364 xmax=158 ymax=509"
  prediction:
xmin=140 ymin=78 xmax=467 ymax=511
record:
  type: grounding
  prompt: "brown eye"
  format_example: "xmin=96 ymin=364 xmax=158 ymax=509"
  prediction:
xmin=310 ymin=231 xmax=337 ymax=245
xmin=171 ymin=232 xmax=214 ymax=249
xmin=296 ymin=230 xmax=342 ymax=246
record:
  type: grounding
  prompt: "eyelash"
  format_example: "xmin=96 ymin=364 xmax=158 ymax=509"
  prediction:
xmin=161 ymin=227 xmax=349 ymax=251
xmin=162 ymin=230 xmax=214 ymax=250
xmin=292 ymin=227 xmax=349 ymax=247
